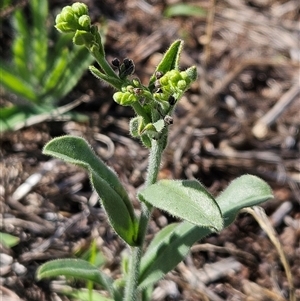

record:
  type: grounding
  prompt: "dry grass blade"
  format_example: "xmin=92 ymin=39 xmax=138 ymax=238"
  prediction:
xmin=252 ymin=80 xmax=300 ymax=139
xmin=242 ymin=206 xmax=295 ymax=301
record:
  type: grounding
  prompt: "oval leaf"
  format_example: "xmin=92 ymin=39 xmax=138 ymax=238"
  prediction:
xmin=37 ymin=259 xmax=113 ymax=290
xmin=139 ymin=175 xmax=273 ymax=288
xmin=217 ymin=174 xmax=273 ymax=227
xmin=138 ymin=179 xmax=223 ymax=231
xmin=43 ymin=136 xmax=138 ymax=246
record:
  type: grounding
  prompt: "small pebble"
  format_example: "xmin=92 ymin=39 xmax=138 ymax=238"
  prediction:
xmin=0 ymin=254 xmax=13 ymax=266
xmin=12 ymin=262 xmax=27 ymax=275
xmin=44 ymin=212 xmax=58 ymax=221
xmin=156 ymin=215 xmax=168 ymax=228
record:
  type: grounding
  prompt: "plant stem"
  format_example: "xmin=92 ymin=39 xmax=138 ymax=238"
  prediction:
xmin=90 ymin=47 xmax=123 ymax=89
xmin=132 ymin=102 xmax=151 ymax=125
xmin=123 ymin=138 xmax=165 ymax=301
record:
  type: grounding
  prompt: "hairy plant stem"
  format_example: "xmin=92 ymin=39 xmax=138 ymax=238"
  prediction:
xmin=123 ymin=138 xmax=165 ymax=301
xmin=90 ymin=47 xmax=123 ymax=89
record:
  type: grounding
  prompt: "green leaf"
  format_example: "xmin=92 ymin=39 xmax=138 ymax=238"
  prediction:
xmin=0 ymin=103 xmax=88 ymax=133
xmin=138 ymin=179 xmax=223 ymax=231
xmin=139 ymin=221 xmax=210 ymax=289
xmin=0 ymin=105 xmax=36 ymax=132
xmin=12 ymin=9 xmax=31 ymax=81
xmin=148 ymin=40 xmax=183 ymax=91
xmin=139 ymin=175 xmax=273 ymax=289
xmin=68 ymin=290 xmax=114 ymax=301
xmin=30 ymin=0 xmax=48 ymax=78
xmin=217 ymin=174 xmax=273 ymax=227
xmin=43 ymin=46 xmax=94 ymax=104
xmin=164 ymin=4 xmax=206 ymax=18
xmin=42 ymin=48 xmax=69 ymax=93
xmin=0 ymin=64 xmax=37 ymax=102
xmin=43 ymin=136 xmax=138 ymax=246
xmin=0 ymin=232 xmax=20 ymax=248
xmin=36 ymin=259 xmax=114 ymax=295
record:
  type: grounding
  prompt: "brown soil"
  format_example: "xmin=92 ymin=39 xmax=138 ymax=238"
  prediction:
xmin=1 ymin=0 xmax=299 ymax=300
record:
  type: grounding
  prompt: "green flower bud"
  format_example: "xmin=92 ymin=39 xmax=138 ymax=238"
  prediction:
xmin=73 ymin=30 xmax=94 ymax=46
xmin=55 ymin=3 xmax=91 ymax=33
xmin=169 ymin=70 xmax=181 ymax=83
xmin=55 ymin=7 xmax=78 ymax=33
xmin=160 ymin=75 xmax=169 ymax=87
xmin=72 ymin=2 xmax=88 ymax=17
xmin=177 ymin=79 xmax=187 ymax=90
xmin=113 ymin=91 xmax=138 ymax=106
xmin=61 ymin=6 xmax=76 ymax=22
xmin=126 ymin=85 xmax=134 ymax=93
xmin=55 ymin=22 xmax=74 ymax=33
xmin=78 ymin=15 xmax=91 ymax=30
xmin=113 ymin=92 xmax=123 ymax=104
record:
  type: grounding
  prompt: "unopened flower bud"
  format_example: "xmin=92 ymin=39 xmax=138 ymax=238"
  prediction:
xmin=78 ymin=15 xmax=91 ymax=30
xmin=177 ymin=80 xmax=187 ymax=90
xmin=55 ymin=3 xmax=91 ymax=34
xmin=113 ymin=91 xmax=138 ymax=106
xmin=73 ymin=30 xmax=94 ymax=46
xmin=72 ymin=2 xmax=88 ymax=17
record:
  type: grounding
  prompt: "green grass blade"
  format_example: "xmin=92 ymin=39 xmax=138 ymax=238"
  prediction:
xmin=43 ymin=47 xmax=94 ymax=103
xmin=29 ymin=0 xmax=48 ymax=78
xmin=0 ymin=63 xmax=37 ymax=102
xmin=164 ymin=4 xmax=206 ymax=18
xmin=42 ymin=48 xmax=69 ymax=93
xmin=68 ymin=290 xmax=114 ymax=301
xmin=11 ymin=9 xmax=31 ymax=81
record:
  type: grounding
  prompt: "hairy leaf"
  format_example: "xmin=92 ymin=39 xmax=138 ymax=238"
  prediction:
xmin=138 ymin=179 xmax=223 ymax=231
xmin=139 ymin=175 xmax=273 ymax=289
xmin=148 ymin=40 xmax=183 ymax=91
xmin=43 ymin=136 xmax=138 ymax=246
xmin=36 ymin=259 xmax=114 ymax=295
xmin=217 ymin=174 xmax=273 ymax=227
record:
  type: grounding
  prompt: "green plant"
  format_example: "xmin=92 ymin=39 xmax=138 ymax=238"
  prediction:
xmin=0 ymin=232 xmax=20 ymax=248
xmin=164 ymin=3 xmax=206 ymax=18
xmin=36 ymin=3 xmax=273 ymax=301
xmin=0 ymin=0 xmax=95 ymax=132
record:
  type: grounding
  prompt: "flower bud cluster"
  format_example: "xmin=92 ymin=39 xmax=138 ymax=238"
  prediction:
xmin=113 ymin=86 xmax=139 ymax=106
xmin=113 ymin=79 xmax=153 ymax=106
xmin=153 ymin=67 xmax=197 ymax=104
xmin=55 ymin=3 xmax=90 ymax=33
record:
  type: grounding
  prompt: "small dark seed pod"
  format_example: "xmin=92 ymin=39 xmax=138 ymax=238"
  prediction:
xmin=168 ymin=95 xmax=176 ymax=106
xmin=120 ymin=58 xmax=135 ymax=77
xmin=112 ymin=58 xmax=120 ymax=67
